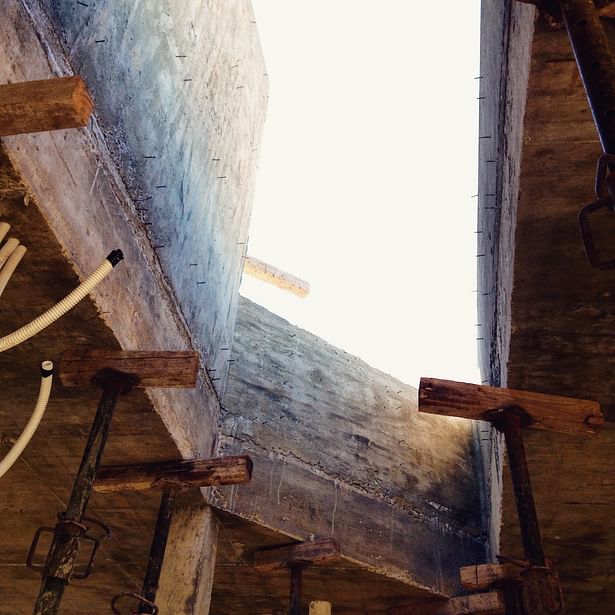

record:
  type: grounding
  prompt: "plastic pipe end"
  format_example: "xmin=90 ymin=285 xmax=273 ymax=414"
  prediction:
xmin=106 ymin=249 xmax=124 ymax=267
xmin=40 ymin=360 xmax=54 ymax=378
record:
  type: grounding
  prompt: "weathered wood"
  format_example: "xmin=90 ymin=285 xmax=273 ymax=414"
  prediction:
xmin=254 ymin=539 xmax=340 ymax=572
xmin=460 ymin=562 xmax=525 ymax=591
xmin=419 ymin=377 xmax=603 ymax=436
xmin=59 ymin=350 xmax=199 ymax=388
xmin=309 ymin=601 xmax=331 ymax=615
xmin=94 ymin=455 xmax=252 ymax=493
xmin=243 ymin=255 xmax=310 ymax=298
xmin=389 ymin=592 xmax=505 ymax=615
xmin=0 ymin=76 xmax=93 ymax=136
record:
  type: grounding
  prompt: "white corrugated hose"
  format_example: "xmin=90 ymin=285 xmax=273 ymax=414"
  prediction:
xmin=0 ymin=361 xmax=53 ymax=479
xmin=0 ymin=249 xmax=123 ymax=353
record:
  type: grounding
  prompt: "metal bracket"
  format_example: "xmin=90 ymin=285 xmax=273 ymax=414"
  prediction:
xmin=110 ymin=592 xmax=159 ymax=615
xmin=579 ymin=154 xmax=615 ymax=269
xmin=27 ymin=516 xmax=111 ymax=580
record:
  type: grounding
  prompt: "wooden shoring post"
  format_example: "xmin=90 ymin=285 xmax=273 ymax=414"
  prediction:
xmin=105 ymin=456 xmax=252 ymax=613
xmin=254 ymin=539 xmax=340 ymax=615
xmin=0 ymin=76 xmax=93 ymax=136
xmin=309 ymin=601 xmax=332 ymax=615
xmin=29 ymin=351 xmax=199 ymax=615
xmin=420 ymin=378 xmax=601 ymax=615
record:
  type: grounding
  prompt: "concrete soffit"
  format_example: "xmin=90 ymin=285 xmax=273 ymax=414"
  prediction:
xmin=0 ymin=0 xmax=222 ymax=458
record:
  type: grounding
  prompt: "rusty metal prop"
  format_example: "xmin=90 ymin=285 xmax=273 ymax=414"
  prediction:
xmin=110 ymin=487 xmax=176 ymax=614
xmin=559 ymin=0 xmax=615 ymax=268
xmin=487 ymin=408 xmax=564 ymax=615
xmin=517 ymin=0 xmax=615 ymax=268
xmin=579 ymin=153 xmax=615 ymax=268
xmin=289 ymin=563 xmax=306 ymax=615
xmin=110 ymin=594 xmax=159 ymax=615
xmin=31 ymin=369 xmax=137 ymax=615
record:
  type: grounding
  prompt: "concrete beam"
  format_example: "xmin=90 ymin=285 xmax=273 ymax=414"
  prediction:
xmin=0 ymin=0 xmax=266 ymax=612
xmin=213 ymin=297 xmax=488 ymax=596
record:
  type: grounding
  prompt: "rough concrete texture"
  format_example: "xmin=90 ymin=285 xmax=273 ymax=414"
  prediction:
xmin=0 ymin=1 xmax=267 ymax=612
xmin=214 ymin=297 xmax=487 ymax=596
xmin=0 ymin=0 xmax=267 ymax=410
xmin=476 ymin=0 xmax=536 ymax=559
xmin=498 ymin=16 xmax=615 ymax=614
xmin=35 ymin=0 xmax=269 ymax=393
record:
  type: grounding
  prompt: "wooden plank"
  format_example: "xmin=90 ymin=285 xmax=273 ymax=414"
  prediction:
xmin=254 ymin=539 xmax=340 ymax=572
xmin=460 ymin=562 xmax=524 ymax=591
xmin=0 ymin=76 xmax=93 ymax=136
xmin=94 ymin=455 xmax=252 ymax=493
xmin=59 ymin=350 xmax=199 ymax=388
xmin=243 ymin=255 xmax=310 ymax=298
xmin=390 ymin=592 xmax=505 ymax=615
xmin=419 ymin=377 xmax=603 ymax=436
xmin=309 ymin=601 xmax=331 ymax=615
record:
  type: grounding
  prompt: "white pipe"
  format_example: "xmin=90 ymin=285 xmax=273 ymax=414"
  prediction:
xmin=0 ymin=249 xmax=123 ymax=353
xmin=0 ymin=222 xmax=10 ymax=245
xmin=0 ymin=237 xmax=19 ymax=270
xmin=0 ymin=245 xmax=26 ymax=299
xmin=0 ymin=361 xmax=53 ymax=479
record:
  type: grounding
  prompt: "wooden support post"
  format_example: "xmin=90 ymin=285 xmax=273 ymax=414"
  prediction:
xmin=106 ymin=455 xmax=252 ymax=613
xmin=389 ymin=592 xmax=506 ymax=615
xmin=59 ymin=350 xmax=199 ymax=388
xmin=243 ymin=255 xmax=310 ymax=298
xmin=255 ymin=540 xmax=340 ymax=615
xmin=32 ymin=351 xmax=200 ymax=615
xmin=310 ymin=601 xmax=332 ymax=615
xmin=421 ymin=377 xmax=572 ymax=615
xmin=460 ymin=562 xmax=528 ymax=591
xmin=94 ymin=455 xmax=253 ymax=493
xmin=0 ymin=76 xmax=93 ymax=136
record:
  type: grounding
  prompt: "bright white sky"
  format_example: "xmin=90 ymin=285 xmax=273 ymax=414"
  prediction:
xmin=242 ymin=1 xmax=482 ymax=388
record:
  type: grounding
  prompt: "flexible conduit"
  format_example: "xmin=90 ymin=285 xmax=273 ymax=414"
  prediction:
xmin=0 ymin=222 xmax=10 ymax=245
xmin=0 ymin=237 xmax=19 ymax=270
xmin=0 ymin=249 xmax=123 ymax=353
xmin=0 ymin=361 xmax=53 ymax=479
xmin=0 ymin=245 xmax=26 ymax=299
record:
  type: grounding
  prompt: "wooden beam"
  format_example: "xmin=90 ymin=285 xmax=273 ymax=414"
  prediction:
xmin=309 ymin=601 xmax=331 ymax=615
xmin=0 ymin=76 xmax=93 ymax=136
xmin=389 ymin=592 xmax=505 ymax=615
xmin=243 ymin=255 xmax=310 ymax=298
xmin=254 ymin=539 xmax=340 ymax=572
xmin=460 ymin=562 xmax=524 ymax=591
xmin=59 ymin=350 xmax=199 ymax=388
xmin=94 ymin=455 xmax=252 ymax=493
xmin=419 ymin=377 xmax=603 ymax=436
